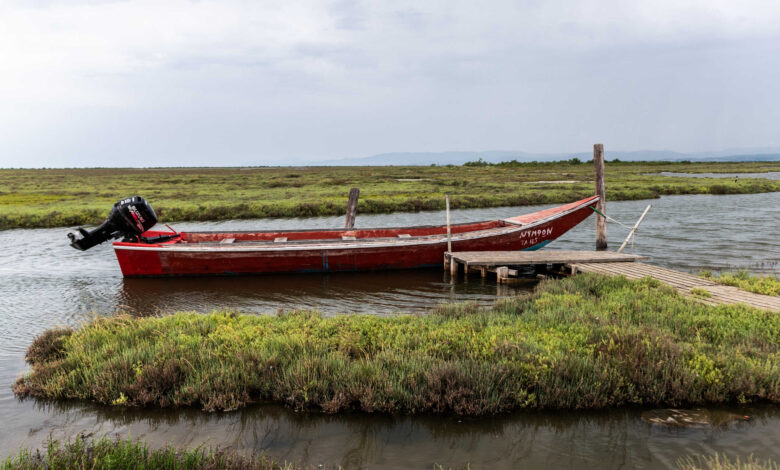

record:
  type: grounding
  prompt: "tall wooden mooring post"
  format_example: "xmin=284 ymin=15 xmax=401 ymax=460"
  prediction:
xmin=594 ymin=143 xmax=607 ymax=251
xmin=344 ymin=188 xmax=360 ymax=229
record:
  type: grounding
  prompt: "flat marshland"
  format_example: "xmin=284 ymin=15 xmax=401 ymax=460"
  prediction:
xmin=2 ymin=160 xmax=779 ymax=229
xmin=15 ymin=274 xmax=780 ymax=414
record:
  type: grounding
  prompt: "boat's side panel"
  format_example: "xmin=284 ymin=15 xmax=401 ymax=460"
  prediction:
xmin=114 ymin=199 xmax=596 ymax=276
xmin=115 ymin=246 xmax=164 ymax=276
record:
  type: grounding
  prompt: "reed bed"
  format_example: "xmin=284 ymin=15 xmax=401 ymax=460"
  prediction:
xmin=15 ymin=274 xmax=780 ymax=414
xmin=2 ymin=161 xmax=779 ymax=229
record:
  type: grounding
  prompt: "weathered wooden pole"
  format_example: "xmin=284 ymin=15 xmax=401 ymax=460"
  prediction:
xmin=445 ymin=193 xmax=452 ymax=253
xmin=594 ymin=144 xmax=607 ymax=250
xmin=344 ymin=188 xmax=360 ymax=229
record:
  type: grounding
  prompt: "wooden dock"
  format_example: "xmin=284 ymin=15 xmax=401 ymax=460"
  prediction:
xmin=444 ymin=250 xmax=646 ymax=280
xmin=444 ymin=250 xmax=780 ymax=312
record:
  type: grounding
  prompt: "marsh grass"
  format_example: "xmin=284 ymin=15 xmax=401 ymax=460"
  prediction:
xmin=1 ymin=436 xmax=295 ymax=470
xmin=1 ymin=161 xmax=779 ymax=229
xmin=15 ymin=274 xmax=780 ymax=414
xmin=689 ymin=288 xmax=712 ymax=298
xmin=700 ymin=270 xmax=780 ymax=297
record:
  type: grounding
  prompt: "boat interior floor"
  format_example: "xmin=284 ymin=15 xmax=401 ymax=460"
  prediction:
xmin=173 ymin=226 xmax=521 ymax=247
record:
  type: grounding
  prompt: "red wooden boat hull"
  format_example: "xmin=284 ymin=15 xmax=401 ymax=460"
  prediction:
xmin=114 ymin=195 xmax=599 ymax=277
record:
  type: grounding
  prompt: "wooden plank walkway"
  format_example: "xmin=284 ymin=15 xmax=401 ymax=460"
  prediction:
xmin=573 ymin=262 xmax=780 ymax=312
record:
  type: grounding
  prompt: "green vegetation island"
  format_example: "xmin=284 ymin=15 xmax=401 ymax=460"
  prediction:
xmin=16 ymin=274 xmax=780 ymax=414
xmin=2 ymin=160 xmax=779 ymax=230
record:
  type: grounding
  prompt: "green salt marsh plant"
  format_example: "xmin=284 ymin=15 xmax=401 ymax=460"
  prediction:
xmin=14 ymin=274 xmax=780 ymax=414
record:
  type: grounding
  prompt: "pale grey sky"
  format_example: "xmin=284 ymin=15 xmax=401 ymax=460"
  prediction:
xmin=1 ymin=0 xmax=779 ymax=167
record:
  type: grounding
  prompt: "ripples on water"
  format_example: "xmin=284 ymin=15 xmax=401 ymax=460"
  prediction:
xmin=0 ymin=192 xmax=779 ymax=468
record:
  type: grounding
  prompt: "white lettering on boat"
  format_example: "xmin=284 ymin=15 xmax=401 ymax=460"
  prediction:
xmin=520 ymin=227 xmax=553 ymax=239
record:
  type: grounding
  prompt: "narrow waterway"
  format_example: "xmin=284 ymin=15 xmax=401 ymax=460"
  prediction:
xmin=0 ymin=192 xmax=778 ymax=468
xmin=658 ymin=171 xmax=780 ymax=180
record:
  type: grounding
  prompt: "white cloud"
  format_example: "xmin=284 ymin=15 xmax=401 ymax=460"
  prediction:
xmin=1 ymin=0 xmax=779 ymax=166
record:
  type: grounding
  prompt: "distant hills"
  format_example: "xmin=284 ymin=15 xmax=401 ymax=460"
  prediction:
xmin=293 ymin=148 xmax=780 ymax=166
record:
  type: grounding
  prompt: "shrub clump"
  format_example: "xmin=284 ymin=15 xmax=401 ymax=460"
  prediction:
xmin=14 ymin=275 xmax=780 ymax=414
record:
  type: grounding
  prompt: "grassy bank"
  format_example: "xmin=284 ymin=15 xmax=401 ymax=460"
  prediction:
xmin=701 ymin=270 xmax=780 ymax=297
xmin=2 ymin=436 xmax=295 ymax=470
xmin=15 ymin=274 xmax=780 ymax=414
xmin=1 ymin=161 xmax=779 ymax=229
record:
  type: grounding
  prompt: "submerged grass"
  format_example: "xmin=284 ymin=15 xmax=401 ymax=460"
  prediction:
xmin=700 ymin=270 xmax=780 ymax=297
xmin=1 ymin=161 xmax=779 ymax=229
xmin=1 ymin=436 xmax=295 ymax=470
xmin=14 ymin=274 xmax=780 ymax=414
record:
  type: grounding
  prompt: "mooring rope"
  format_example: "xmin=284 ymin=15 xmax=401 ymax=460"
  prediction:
xmin=588 ymin=206 xmax=634 ymax=230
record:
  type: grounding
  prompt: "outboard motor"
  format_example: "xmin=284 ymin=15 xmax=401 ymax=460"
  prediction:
xmin=68 ymin=196 xmax=158 ymax=250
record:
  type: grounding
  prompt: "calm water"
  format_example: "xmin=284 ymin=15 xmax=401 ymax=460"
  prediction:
xmin=658 ymin=171 xmax=780 ymax=180
xmin=1 ymin=192 xmax=779 ymax=468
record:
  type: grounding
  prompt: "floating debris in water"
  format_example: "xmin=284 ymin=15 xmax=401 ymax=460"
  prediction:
xmin=641 ymin=409 xmax=750 ymax=427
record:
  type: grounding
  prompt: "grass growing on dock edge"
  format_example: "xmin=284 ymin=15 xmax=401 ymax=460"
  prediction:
xmin=700 ymin=270 xmax=780 ymax=297
xmin=1 ymin=436 xmax=296 ymax=470
xmin=15 ymin=274 xmax=780 ymax=414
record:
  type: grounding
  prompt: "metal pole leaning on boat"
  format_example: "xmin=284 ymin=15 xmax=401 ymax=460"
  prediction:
xmin=617 ymin=204 xmax=652 ymax=253
xmin=446 ymin=194 xmax=452 ymax=253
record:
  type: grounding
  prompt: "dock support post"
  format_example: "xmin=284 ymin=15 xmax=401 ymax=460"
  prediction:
xmin=497 ymin=266 xmax=509 ymax=283
xmin=450 ymin=258 xmax=458 ymax=276
xmin=344 ymin=188 xmax=360 ymax=229
xmin=594 ymin=144 xmax=607 ymax=251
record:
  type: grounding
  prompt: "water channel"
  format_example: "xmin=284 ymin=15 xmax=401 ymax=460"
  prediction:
xmin=0 ymin=192 xmax=778 ymax=468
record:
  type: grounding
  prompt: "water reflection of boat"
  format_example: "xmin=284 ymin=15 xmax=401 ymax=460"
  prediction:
xmin=113 ymin=196 xmax=598 ymax=277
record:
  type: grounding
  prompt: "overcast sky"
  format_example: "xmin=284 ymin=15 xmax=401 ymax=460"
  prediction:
xmin=1 ymin=0 xmax=779 ymax=167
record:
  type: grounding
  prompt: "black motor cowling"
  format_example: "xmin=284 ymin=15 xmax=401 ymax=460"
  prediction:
xmin=68 ymin=196 xmax=158 ymax=250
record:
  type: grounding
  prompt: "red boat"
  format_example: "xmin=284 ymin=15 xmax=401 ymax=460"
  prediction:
xmin=68 ymin=195 xmax=598 ymax=277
